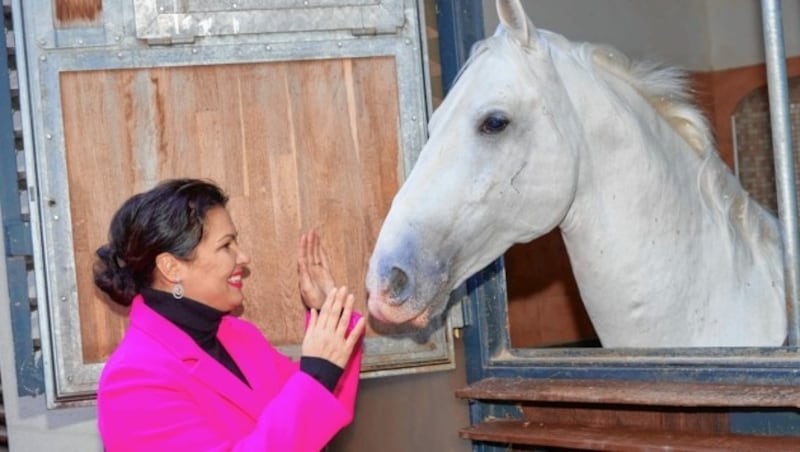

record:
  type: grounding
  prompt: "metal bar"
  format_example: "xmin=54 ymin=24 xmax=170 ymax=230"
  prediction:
xmin=761 ymin=0 xmax=800 ymax=346
xmin=435 ymin=0 xmax=485 ymax=93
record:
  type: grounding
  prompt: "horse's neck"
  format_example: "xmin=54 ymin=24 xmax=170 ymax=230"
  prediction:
xmin=552 ymin=56 xmax=785 ymax=346
xmin=559 ymin=59 xmax=709 ymax=253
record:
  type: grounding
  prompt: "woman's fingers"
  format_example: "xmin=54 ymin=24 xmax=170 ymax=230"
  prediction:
xmin=346 ymin=316 xmax=367 ymax=349
xmin=336 ymin=293 xmax=355 ymax=336
xmin=312 ymin=231 xmax=332 ymax=271
xmin=301 ymin=285 xmax=364 ymax=367
xmin=310 ymin=230 xmax=322 ymax=267
xmin=318 ymin=286 xmax=344 ymax=329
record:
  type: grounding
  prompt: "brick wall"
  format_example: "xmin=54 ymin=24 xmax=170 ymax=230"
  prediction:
xmin=733 ymin=77 xmax=800 ymax=215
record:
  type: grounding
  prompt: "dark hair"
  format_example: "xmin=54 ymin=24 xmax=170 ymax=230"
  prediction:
xmin=93 ymin=178 xmax=229 ymax=306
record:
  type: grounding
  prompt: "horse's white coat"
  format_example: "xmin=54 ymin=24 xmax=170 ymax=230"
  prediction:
xmin=365 ymin=0 xmax=786 ymax=347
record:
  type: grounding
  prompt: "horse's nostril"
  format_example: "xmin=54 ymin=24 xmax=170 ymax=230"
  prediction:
xmin=388 ymin=267 xmax=409 ymax=303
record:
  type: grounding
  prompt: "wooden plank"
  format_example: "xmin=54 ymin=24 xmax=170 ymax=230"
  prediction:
xmin=520 ymin=405 xmax=728 ymax=435
xmin=460 ymin=420 xmax=798 ymax=452
xmin=456 ymin=378 xmax=800 ymax=408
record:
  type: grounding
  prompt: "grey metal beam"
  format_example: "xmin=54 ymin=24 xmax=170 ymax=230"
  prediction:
xmin=761 ymin=0 xmax=800 ymax=346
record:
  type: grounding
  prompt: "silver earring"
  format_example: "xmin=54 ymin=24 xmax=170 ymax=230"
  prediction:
xmin=172 ymin=281 xmax=184 ymax=300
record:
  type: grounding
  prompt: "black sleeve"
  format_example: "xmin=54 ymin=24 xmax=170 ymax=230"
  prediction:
xmin=300 ymin=356 xmax=344 ymax=392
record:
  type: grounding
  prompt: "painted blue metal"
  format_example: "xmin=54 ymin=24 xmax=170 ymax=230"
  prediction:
xmin=6 ymin=256 xmax=43 ymax=396
xmin=434 ymin=0 xmax=486 ymax=93
xmin=1 ymin=5 xmax=43 ymax=396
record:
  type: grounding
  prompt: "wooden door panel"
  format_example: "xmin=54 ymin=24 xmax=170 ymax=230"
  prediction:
xmin=60 ymin=57 xmax=400 ymax=363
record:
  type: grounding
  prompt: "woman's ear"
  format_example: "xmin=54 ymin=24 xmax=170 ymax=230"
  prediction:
xmin=155 ymin=252 xmax=182 ymax=283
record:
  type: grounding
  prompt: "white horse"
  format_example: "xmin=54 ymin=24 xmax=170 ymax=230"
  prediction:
xmin=365 ymin=0 xmax=787 ymax=347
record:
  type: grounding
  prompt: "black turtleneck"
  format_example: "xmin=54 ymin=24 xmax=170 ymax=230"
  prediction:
xmin=142 ymin=288 xmax=250 ymax=386
xmin=141 ymin=288 xmax=343 ymax=392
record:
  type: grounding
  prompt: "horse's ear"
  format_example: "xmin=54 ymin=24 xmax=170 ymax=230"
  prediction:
xmin=496 ymin=0 xmax=539 ymax=47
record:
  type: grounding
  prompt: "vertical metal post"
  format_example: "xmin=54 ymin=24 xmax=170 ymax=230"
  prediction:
xmin=761 ymin=0 xmax=800 ymax=345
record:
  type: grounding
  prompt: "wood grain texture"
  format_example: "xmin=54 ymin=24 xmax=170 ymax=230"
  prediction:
xmin=60 ymin=57 xmax=401 ymax=363
xmin=55 ymin=0 xmax=101 ymax=24
xmin=460 ymin=420 xmax=797 ymax=451
xmin=457 ymin=378 xmax=800 ymax=408
xmin=504 ymin=230 xmax=596 ymax=347
xmin=457 ymin=378 xmax=800 ymax=450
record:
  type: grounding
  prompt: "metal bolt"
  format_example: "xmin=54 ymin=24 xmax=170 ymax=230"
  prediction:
xmin=45 ymin=133 xmax=52 ymax=140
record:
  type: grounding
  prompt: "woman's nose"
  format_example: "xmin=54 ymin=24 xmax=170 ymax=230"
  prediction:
xmin=236 ymin=246 xmax=251 ymax=265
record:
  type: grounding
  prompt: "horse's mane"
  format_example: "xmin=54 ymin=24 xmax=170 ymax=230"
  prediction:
xmin=573 ymin=37 xmax=783 ymax=268
xmin=579 ymin=42 xmax=713 ymax=157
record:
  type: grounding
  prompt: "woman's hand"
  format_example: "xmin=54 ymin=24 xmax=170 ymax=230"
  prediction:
xmin=297 ymin=230 xmax=336 ymax=310
xmin=302 ymin=286 xmax=367 ymax=368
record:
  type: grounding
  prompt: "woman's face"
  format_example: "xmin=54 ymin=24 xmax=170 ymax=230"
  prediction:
xmin=178 ymin=206 xmax=250 ymax=311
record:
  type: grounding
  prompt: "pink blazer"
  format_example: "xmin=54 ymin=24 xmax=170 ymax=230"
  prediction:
xmin=97 ymin=295 xmax=363 ymax=451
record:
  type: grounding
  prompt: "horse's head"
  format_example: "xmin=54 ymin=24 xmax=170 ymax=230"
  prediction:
xmin=366 ymin=0 xmax=584 ymax=328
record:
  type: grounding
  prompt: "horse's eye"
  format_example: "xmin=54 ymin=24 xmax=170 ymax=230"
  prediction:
xmin=479 ymin=115 xmax=510 ymax=134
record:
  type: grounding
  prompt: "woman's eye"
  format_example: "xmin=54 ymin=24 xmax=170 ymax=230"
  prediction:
xmin=479 ymin=114 xmax=510 ymax=134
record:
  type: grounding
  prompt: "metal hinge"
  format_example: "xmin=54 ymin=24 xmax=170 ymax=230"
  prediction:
xmin=143 ymin=34 xmax=196 ymax=46
xmin=350 ymin=26 xmax=400 ymax=37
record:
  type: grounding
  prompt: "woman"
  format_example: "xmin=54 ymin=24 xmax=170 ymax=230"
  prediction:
xmin=94 ymin=178 xmax=366 ymax=451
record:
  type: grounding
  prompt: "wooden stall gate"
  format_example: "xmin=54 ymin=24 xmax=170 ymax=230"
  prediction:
xmin=17 ymin=0 xmax=460 ymax=406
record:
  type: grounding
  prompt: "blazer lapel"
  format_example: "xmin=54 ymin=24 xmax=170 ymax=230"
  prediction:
xmin=187 ymin=354 xmax=264 ymax=421
xmin=129 ymin=296 xmax=264 ymax=421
